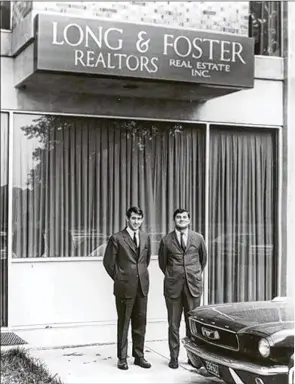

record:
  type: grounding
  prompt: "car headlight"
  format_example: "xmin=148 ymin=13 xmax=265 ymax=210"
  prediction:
xmin=258 ymin=338 xmax=270 ymax=358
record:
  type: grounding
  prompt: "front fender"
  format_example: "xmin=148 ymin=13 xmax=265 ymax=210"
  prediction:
xmin=269 ymin=330 xmax=295 ymax=348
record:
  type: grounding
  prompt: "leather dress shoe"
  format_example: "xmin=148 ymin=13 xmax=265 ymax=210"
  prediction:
xmin=168 ymin=358 xmax=179 ymax=369
xmin=134 ymin=357 xmax=151 ymax=368
xmin=117 ymin=359 xmax=128 ymax=370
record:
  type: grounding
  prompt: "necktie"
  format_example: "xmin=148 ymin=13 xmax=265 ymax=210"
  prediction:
xmin=180 ymin=232 xmax=186 ymax=252
xmin=133 ymin=232 xmax=138 ymax=248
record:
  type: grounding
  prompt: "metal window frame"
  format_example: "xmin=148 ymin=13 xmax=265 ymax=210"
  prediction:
xmin=1 ymin=109 xmax=283 ymax=326
xmin=203 ymin=123 xmax=210 ymax=306
xmin=6 ymin=111 xmax=13 ymax=329
xmin=0 ymin=111 xmax=12 ymax=330
xmin=6 ymin=109 xmax=283 ymax=129
xmin=277 ymin=126 xmax=283 ymax=297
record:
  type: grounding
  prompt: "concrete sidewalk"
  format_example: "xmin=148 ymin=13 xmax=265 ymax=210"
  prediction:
xmin=8 ymin=321 xmax=170 ymax=350
xmin=3 ymin=322 xmax=221 ymax=384
xmin=27 ymin=341 xmax=221 ymax=384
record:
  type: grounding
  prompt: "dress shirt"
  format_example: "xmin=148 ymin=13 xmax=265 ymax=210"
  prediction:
xmin=126 ymin=227 xmax=140 ymax=247
xmin=175 ymin=228 xmax=188 ymax=248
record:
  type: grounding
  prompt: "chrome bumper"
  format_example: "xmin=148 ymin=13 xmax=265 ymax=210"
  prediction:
xmin=182 ymin=337 xmax=288 ymax=376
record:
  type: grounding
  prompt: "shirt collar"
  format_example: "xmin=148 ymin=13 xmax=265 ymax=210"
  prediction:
xmin=126 ymin=226 xmax=139 ymax=238
xmin=175 ymin=228 xmax=189 ymax=237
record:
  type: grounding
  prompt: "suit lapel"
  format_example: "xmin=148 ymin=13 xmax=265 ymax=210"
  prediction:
xmin=186 ymin=231 xmax=192 ymax=252
xmin=172 ymin=231 xmax=182 ymax=252
xmin=122 ymin=228 xmax=137 ymax=255
xmin=172 ymin=230 xmax=191 ymax=253
xmin=139 ymin=231 xmax=145 ymax=258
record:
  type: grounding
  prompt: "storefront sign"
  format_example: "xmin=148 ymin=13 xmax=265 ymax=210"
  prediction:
xmin=35 ymin=14 xmax=254 ymax=88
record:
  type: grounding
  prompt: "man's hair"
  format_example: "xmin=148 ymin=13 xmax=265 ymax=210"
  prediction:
xmin=126 ymin=206 xmax=144 ymax=219
xmin=173 ymin=208 xmax=190 ymax=220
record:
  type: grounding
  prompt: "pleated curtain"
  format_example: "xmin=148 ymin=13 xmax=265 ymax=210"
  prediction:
xmin=11 ymin=115 xmax=278 ymax=303
xmin=12 ymin=115 xmax=205 ymax=258
xmin=209 ymin=127 xmax=277 ymax=303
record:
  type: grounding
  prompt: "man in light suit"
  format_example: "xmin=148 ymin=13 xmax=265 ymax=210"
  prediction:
xmin=158 ymin=208 xmax=207 ymax=369
xmin=103 ymin=206 xmax=152 ymax=371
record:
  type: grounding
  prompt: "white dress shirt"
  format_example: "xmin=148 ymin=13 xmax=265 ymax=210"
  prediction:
xmin=175 ymin=228 xmax=188 ymax=248
xmin=126 ymin=227 xmax=140 ymax=247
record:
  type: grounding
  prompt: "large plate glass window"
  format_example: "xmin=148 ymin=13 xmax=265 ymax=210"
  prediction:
xmin=209 ymin=127 xmax=278 ymax=303
xmin=13 ymin=114 xmax=205 ymax=258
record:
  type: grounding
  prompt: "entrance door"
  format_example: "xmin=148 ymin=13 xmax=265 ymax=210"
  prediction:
xmin=1 ymin=113 xmax=9 ymax=326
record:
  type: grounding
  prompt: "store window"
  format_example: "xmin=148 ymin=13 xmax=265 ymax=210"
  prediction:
xmin=13 ymin=114 xmax=205 ymax=258
xmin=0 ymin=113 xmax=9 ymax=327
xmin=249 ymin=1 xmax=282 ymax=56
xmin=0 ymin=1 xmax=11 ymax=30
xmin=209 ymin=127 xmax=278 ymax=303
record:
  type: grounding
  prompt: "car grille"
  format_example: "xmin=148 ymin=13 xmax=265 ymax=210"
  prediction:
xmin=189 ymin=318 xmax=239 ymax=351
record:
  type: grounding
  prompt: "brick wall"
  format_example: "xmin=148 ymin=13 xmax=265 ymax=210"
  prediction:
xmin=12 ymin=1 xmax=249 ymax=35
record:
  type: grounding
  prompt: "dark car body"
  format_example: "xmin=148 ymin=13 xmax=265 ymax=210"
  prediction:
xmin=182 ymin=297 xmax=294 ymax=384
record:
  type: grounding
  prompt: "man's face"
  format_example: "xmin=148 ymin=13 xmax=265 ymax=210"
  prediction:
xmin=174 ymin=212 xmax=190 ymax=230
xmin=126 ymin=213 xmax=144 ymax=231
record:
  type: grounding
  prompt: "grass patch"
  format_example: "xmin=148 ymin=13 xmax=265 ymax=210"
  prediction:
xmin=1 ymin=348 xmax=62 ymax=384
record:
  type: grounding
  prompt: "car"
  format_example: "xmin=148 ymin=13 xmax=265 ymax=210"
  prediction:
xmin=182 ymin=297 xmax=294 ymax=384
xmin=86 ymin=231 xmax=165 ymax=257
xmin=212 ymin=233 xmax=273 ymax=259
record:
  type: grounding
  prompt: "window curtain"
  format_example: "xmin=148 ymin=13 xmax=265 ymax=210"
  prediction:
xmin=0 ymin=113 xmax=9 ymax=327
xmin=209 ymin=127 xmax=277 ymax=303
xmin=13 ymin=115 xmax=205 ymax=258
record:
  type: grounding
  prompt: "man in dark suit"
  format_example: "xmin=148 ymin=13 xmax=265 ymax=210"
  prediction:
xmin=103 ymin=206 xmax=152 ymax=371
xmin=158 ymin=208 xmax=207 ymax=369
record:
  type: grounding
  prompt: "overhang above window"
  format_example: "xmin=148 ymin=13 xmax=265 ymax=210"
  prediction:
xmin=13 ymin=13 xmax=255 ymax=101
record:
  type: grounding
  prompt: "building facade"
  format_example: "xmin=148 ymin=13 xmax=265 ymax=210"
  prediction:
xmin=0 ymin=1 xmax=294 ymax=329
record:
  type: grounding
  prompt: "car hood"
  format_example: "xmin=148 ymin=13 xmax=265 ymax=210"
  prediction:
xmin=189 ymin=300 xmax=294 ymax=335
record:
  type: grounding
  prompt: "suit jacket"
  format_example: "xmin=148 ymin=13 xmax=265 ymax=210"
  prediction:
xmin=158 ymin=230 xmax=207 ymax=299
xmin=103 ymin=228 xmax=151 ymax=298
